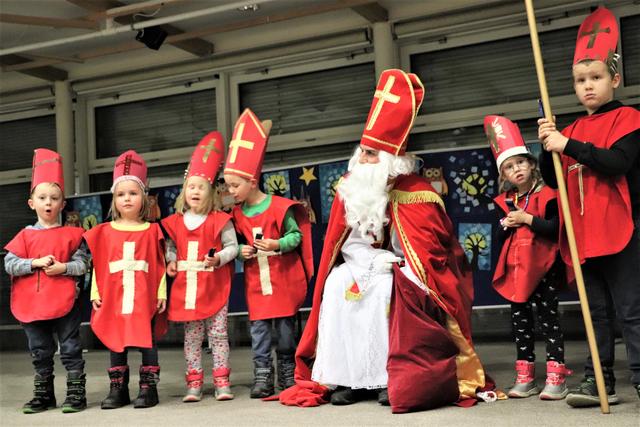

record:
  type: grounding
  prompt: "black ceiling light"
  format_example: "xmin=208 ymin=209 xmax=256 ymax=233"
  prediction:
xmin=135 ymin=26 xmax=167 ymax=50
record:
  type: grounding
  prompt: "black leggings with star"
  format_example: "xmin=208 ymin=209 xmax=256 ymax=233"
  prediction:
xmin=511 ymin=260 xmax=565 ymax=363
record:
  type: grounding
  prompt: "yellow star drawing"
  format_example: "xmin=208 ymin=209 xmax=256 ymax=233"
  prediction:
xmin=299 ymin=166 xmax=317 ymax=186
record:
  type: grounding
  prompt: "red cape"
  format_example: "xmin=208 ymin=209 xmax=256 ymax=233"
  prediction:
xmin=161 ymin=212 xmax=234 ymax=321
xmin=560 ymin=106 xmax=639 ymax=263
xmin=232 ymin=196 xmax=314 ymax=320
xmin=84 ymin=222 xmax=166 ymax=353
xmin=493 ymin=186 xmax=558 ymax=302
xmin=5 ymin=226 xmax=84 ymax=322
xmin=278 ymin=174 xmax=492 ymax=412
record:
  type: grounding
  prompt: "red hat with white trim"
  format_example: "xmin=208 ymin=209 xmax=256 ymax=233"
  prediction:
xmin=186 ymin=131 xmax=225 ymax=184
xmin=484 ymin=115 xmax=533 ymax=171
xmin=223 ymin=108 xmax=270 ymax=181
xmin=573 ymin=6 xmax=619 ymax=65
xmin=360 ymin=69 xmax=425 ymax=156
xmin=31 ymin=148 xmax=64 ymax=193
xmin=111 ymin=150 xmax=147 ymax=193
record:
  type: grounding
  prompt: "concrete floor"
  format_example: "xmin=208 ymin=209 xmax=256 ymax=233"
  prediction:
xmin=0 ymin=340 xmax=638 ymax=426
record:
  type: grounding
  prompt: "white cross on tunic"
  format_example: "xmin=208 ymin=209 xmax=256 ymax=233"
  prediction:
xmin=109 ymin=241 xmax=149 ymax=315
xmin=177 ymin=241 xmax=213 ymax=310
xmin=366 ymin=75 xmax=400 ymax=131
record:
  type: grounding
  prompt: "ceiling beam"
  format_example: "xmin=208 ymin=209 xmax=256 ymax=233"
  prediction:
xmin=67 ymin=0 xmax=213 ymax=57
xmin=0 ymin=13 xmax=98 ymax=29
xmin=0 ymin=55 xmax=68 ymax=81
xmin=349 ymin=2 xmax=388 ymax=23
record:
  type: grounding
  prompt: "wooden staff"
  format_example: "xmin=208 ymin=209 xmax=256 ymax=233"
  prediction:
xmin=524 ymin=0 xmax=609 ymax=414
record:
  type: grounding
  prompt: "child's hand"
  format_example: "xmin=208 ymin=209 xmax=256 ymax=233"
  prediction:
xmin=166 ymin=261 xmax=177 ymax=278
xmin=43 ymin=260 xmax=67 ymax=276
xmin=537 ymin=117 xmax=568 ymax=153
xmin=92 ymin=299 xmax=102 ymax=310
xmin=157 ymin=299 xmax=167 ymax=314
xmin=204 ymin=254 xmax=220 ymax=268
xmin=504 ymin=210 xmax=532 ymax=227
xmin=32 ymin=255 xmax=55 ymax=269
xmin=254 ymin=238 xmax=279 ymax=252
xmin=241 ymin=245 xmax=257 ymax=259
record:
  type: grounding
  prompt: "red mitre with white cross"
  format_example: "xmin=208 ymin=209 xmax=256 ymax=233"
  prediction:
xmin=186 ymin=131 xmax=225 ymax=184
xmin=360 ymin=69 xmax=425 ymax=156
xmin=111 ymin=150 xmax=148 ymax=193
xmin=484 ymin=115 xmax=533 ymax=171
xmin=573 ymin=7 xmax=618 ymax=65
xmin=31 ymin=148 xmax=64 ymax=193
xmin=223 ymin=108 xmax=269 ymax=181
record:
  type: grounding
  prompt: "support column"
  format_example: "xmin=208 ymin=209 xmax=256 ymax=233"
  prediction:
xmin=373 ymin=22 xmax=399 ymax=80
xmin=215 ymin=72 xmax=232 ymax=143
xmin=54 ymin=80 xmax=75 ymax=196
xmin=74 ymin=96 xmax=90 ymax=194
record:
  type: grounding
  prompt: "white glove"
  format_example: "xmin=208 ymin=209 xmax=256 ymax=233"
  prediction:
xmin=372 ymin=252 xmax=403 ymax=273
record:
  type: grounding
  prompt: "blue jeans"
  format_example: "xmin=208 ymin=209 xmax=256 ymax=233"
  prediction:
xmin=21 ymin=299 xmax=84 ymax=376
xmin=250 ymin=316 xmax=296 ymax=364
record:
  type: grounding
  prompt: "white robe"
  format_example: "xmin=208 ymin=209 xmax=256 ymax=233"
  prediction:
xmin=311 ymin=228 xmax=400 ymax=390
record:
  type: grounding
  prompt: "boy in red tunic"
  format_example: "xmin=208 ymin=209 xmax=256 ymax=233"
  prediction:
xmin=538 ymin=7 xmax=640 ymax=406
xmin=223 ymin=109 xmax=314 ymax=398
xmin=486 ymin=116 xmax=570 ymax=400
xmin=4 ymin=149 xmax=88 ymax=414
xmin=84 ymin=150 xmax=167 ymax=409
xmin=162 ymin=131 xmax=238 ymax=402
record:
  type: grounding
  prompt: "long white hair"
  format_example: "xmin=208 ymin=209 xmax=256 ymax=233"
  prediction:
xmin=338 ymin=147 xmax=416 ymax=242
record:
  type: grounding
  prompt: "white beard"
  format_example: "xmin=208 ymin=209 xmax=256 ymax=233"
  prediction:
xmin=338 ymin=154 xmax=392 ymax=243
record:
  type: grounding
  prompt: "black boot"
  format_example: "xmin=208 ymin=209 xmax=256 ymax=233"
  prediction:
xmin=277 ymin=354 xmax=296 ymax=390
xmin=133 ymin=365 xmax=160 ymax=408
xmin=23 ymin=373 xmax=56 ymax=414
xmin=377 ymin=388 xmax=390 ymax=406
xmin=101 ymin=365 xmax=130 ymax=409
xmin=330 ymin=386 xmax=365 ymax=406
xmin=250 ymin=360 xmax=274 ymax=398
xmin=62 ymin=371 xmax=87 ymax=413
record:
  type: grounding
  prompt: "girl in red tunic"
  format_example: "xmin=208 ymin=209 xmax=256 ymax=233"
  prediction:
xmin=84 ymin=150 xmax=167 ymax=410
xmin=161 ymin=132 xmax=238 ymax=402
xmin=485 ymin=116 xmax=570 ymax=401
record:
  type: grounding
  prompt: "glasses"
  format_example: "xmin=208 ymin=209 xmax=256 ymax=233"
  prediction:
xmin=501 ymin=158 xmax=531 ymax=175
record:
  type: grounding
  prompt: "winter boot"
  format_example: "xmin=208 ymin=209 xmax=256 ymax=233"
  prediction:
xmin=133 ymin=365 xmax=160 ymax=408
xmin=566 ymin=369 xmax=619 ymax=408
xmin=101 ymin=365 xmax=130 ymax=409
xmin=277 ymin=354 xmax=296 ymax=390
xmin=377 ymin=388 xmax=390 ymax=406
xmin=23 ymin=373 xmax=56 ymax=414
xmin=250 ymin=360 xmax=274 ymax=398
xmin=508 ymin=360 xmax=539 ymax=398
xmin=213 ymin=367 xmax=234 ymax=401
xmin=182 ymin=369 xmax=203 ymax=403
xmin=539 ymin=361 xmax=572 ymax=400
xmin=61 ymin=371 xmax=87 ymax=413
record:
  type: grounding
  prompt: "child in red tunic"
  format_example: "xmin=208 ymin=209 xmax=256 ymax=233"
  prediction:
xmin=486 ymin=116 xmax=570 ymax=401
xmin=84 ymin=150 xmax=167 ymax=410
xmin=537 ymin=7 xmax=640 ymax=407
xmin=162 ymin=132 xmax=238 ymax=402
xmin=4 ymin=149 xmax=88 ymax=414
xmin=223 ymin=109 xmax=314 ymax=398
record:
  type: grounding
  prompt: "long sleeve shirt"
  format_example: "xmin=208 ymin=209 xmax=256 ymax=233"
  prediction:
xmin=4 ymin=222 xmax=88 ymax=277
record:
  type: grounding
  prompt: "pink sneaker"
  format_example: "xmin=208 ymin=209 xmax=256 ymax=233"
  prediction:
xmin=508 ymin=360 xmax=539 ymax=398
xmin=213 ymin=368 xmax=234 ymax=401
xmin=182 ymin=369 xmax=203 ymax=402
xmin=540 ymin=361 xmax=572 ymax=400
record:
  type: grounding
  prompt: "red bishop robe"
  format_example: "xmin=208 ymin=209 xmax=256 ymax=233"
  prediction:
xmin=493 ymin=186 xmax=558 ymax=303
xmin=560 ymin=106 xmax=640 ymax=263
xmin=84 ymin=222 xmax=166 ymax=353
xmin=4 ymin=226 xmax=84 ymax=323
xmin=232 ymin=196 xmax=314 ymax=321
xmin=161 ymin=212 xmax=233 ymax=322
xmin=277 ymin=174 xmax=493 ymax=413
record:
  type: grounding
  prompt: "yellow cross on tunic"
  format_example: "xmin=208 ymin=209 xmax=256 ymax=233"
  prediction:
xmin=228 ymin=123 xmax=255 ymax=164
xmin=177 ymin=241 xmax=213 ymax=310
xmin=109 ymin=241 xmax=149 ymax=315
xmin=366 ymin=75 xmax=401 ymax=131
xmin=580 ymin=21 xmax=610 ymax=49
xmin=200 ymin=139 xmax=220 ymax=163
